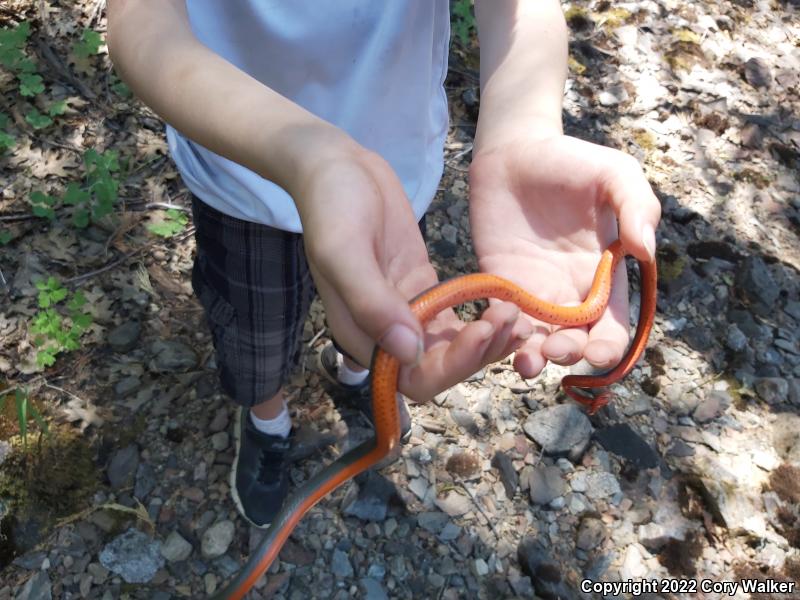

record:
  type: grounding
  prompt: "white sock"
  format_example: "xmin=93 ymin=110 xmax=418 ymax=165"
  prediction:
xmin=249 ymin=402 xmax=292 ymax=438
xmin=337 ymin=354 xmax=369 ymax=386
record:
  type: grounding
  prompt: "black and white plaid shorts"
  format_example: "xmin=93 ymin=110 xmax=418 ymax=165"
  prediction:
xmin=191 ymin=196 xmax=316 ymax=406
xmin=191 ymin=195 xmax=426 ymax=407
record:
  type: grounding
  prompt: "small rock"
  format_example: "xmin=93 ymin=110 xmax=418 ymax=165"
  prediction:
xmin=755 ymin=377 xmax=789 ymax=405
xmin=620 ymin=544 xmax=648 ymax=579
xmin=473 ymin=558 xmax=489 ymax=577
xmin=210 ymin=432 xmax=229 ymax=451
xmin=517 ymin=538 xmax=577 ymax=600
xmin=342 ymin=472 xmax=398 ymax=522
xmin=99 ymin=528 xmax=164 ymax=584
xmin=150 ymin=340 xmax=199 ymax=372
xmin=201 ymin=521 xmax=235 ymax=559
xmin=434 ymin=491 xmax=471 ymax=517
xmin=744 ymin=57 xmax=772 ymax=89
xmin=332 ymin=549 xmax=354 ymax=578
xmin=523 ymin=404 xmax=593 ymax=458
xmin=417 ymin=512 xmax=449 ymax=534
xmin=529 ymin=466 xmax=566 ymax=506
xmin=161 ymin=531 xmax=193 ymax=563
xmin=576 ymin=517 xmax=606 ymax=551
xmin=491 ymin=451 xmax=518 ymax=498
xmin=735 ymin=257 xmax=779 ymax=316
xmin=598 ymin=84 xmax=629 ymax=106
xmin=725 ymin=324 xmax=748 ymax=352
xmin=570 ymin=471 xmax=620 ymax=499
xmin=108 ymin=444 xmax=140 ymax=490
xmin=208 ymin=407 xmax=229 ymax=433
xmin=594 ymin=424 xmax=658 ymax=469
xmin=693 ymin=390 xmax=727 ymax=423
xmin=740 ymin=122 xmax=763 ymax=149
xmin=114 ymin=376 xmax=142 ymax=398
xmin=16 ymin=571 xmax=51 ymax=600
xmin=134 ymin=462 xmax=157 ymax=500
xmin=441 ymin=223 xmax=458 ymax=245
xmin=450 ymin=409 xmax=478 ymax=434
xmin=438 ymin=523 xmax=461 ymax=542
xmin=360 ymin=578 xmax=388 ymax=600
xmin=108 ymin=321 xmax=141 ymax=353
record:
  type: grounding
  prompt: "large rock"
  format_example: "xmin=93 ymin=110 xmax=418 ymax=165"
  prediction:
xmin=149 ymin=340 xmax=199 ymax=372
xmin=523 ymin=405 xmax=593 ymax=459
xmin=17 ymin=571 xmax=52 ymax=600
xmin=201 ymin=520 xmax=235 ymax=559
xmin=342 ymin=472 xmax=399 ymax=522
xmin=529 ymin=466 xmax=566 ymax=506
xmin=99 ymin=528 xmax=164 ymax=584
xmin=594 ymin=424 xmax=659 ymax=469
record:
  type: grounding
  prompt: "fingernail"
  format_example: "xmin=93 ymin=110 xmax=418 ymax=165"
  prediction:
xmin=549 ymin=353 xmax=571 ymax=364
xmin=516 ymin=328 xmax=533 ymax=342
xmin=379 ymin=324 xmax=422 ymax=366
xmin=642 ymin=223 xmax=656 ymax=262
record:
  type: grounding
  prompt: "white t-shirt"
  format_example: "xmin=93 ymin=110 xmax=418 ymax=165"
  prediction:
xmin=167 ymin=1 xmax=450 ymax=233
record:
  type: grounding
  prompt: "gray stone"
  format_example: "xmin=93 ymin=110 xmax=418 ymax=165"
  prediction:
xmin=360 ymin=578 xmax=389 ymax=600
xmin=693 ymin=390 xmax=728 ymax=422
xmin=434 ymin=491 xmax=471 ymax=516
xmin=150 ymin=340 xmax=199 ymax=372
xmin=201 ymin=521 xmax=235 ymax=559
xmin=99 ymin=528 xmax=164 ymax=584
xmin=491 ymin=451 xmax=518 ymax=498
xmin=342 ymin=472 xmax=398 ymax=522
xmin=438 ymin=522 xmax=461 ymax=542
xmin=208 ymin=407 xmax=229 ymax=433
xmin=161 ymin=531 xmax=193 ymax=563
xmin=134 ymin=462 xmax=156 ymax=500
xmin=570 ymin=471 xmax=620 ymax=499
xmin=517 ymin=538 xmax=578 ymax=600
xmin=744 ymin=57 xmax=772 ymax=89
xmin=725 ymin=324 xmax=748 ymax=352
xmin=210 ymin=432 xmax=229 ymax=451
xmin=529 ymin=466 xmax=566 ymax=506
xmin=755 ymin=377 xmax=789 ymax=404
xmin=107 ymin=321 xmax=141 ymax=353
xmin=417 ymin=512 xmax=449 ymax=534
xmin=594 ymin=424 xmax=658 ymax=469
xmin=114 ymin=376 xmax=141 ymax=398
xmin=523 ymin=404 xmax=593 ymax=458
xmin=735 ymin=257 xmax=779 ymax=316
xmin=789 ymin=378 xmax=800 ymax=407
xmin=450 ymin=409 xmax=478 ymax=434
xmin=576 ymin=517 xmax=606 ymax=551
xmin=332 ymin=549 xmax=354 ymax=578
xmin=17 ymin=571 xmax=51 ymax=600
xmin=108 ymin=444 xmax=139 ymax=490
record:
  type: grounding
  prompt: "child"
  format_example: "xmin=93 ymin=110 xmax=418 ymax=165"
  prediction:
xmin=108 ymin=0 xmax=660 ymax=528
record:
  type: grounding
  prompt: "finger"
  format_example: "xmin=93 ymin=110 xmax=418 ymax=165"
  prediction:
xmin=478 ymin=301 xmax=527 ymax=364
xmin=600 ymin=152 xmax=662 ymax=263
xmin=399 ymin=319 xmax=496 ymax=400
xmin=511 ymin=323 xmax=551 ymax=379
xmin=309 ymin=242 xmax=425 ymax=366
xmin=540 ymin=326 xmax=589 ymax=366
xmin=584 ymin=257 xmax=629 ymax=368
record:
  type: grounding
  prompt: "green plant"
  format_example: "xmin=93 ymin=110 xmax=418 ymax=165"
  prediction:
xmin=0 ymin=388 xmax=48 ymax=448
xmin=109 ymin=73 xmax=132 ymax=98
xmin=147 ymin=208 xmax=188 ymax=237
xmin=30 ymin=277 xmax=93 ymax=367
xmin=0 ymin=112 xmax=15 ymax=152
xmin=0 ymin=21 xmax=34 ymax=73
xmin=72 ymin=29 xmax=103 ymax=59
xmin=29 ymin=149 xmax=122 ymax=227
xmin=451 ymin=0 xmax=475 ymax=47
xmin=0 ymin=230 xmax=12 ymax=245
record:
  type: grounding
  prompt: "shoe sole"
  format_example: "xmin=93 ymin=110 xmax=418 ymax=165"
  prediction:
xmin=229 ymin=407 xmax=272 ymax=530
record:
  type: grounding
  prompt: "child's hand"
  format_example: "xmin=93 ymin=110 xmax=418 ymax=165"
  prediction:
xmin=295 ymin=141 xmax=532 ymax=401
xmin=469 ymin=134 xmax=661 ymax=378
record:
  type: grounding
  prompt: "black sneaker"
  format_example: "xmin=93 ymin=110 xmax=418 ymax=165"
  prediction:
xmin=318 ymin=343 xmax=412 ymax=441
xmin=230 ymin=407 xmax=292 ymax=529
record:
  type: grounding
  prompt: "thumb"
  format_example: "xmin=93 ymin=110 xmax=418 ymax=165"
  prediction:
xmin=601 ymin=154 xmax=662 ymax=262
xmin=312 ymin=241 xmax=424 ymax=366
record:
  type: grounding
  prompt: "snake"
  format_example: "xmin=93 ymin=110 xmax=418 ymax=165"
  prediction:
xmin=211 ymin=239 xmax=657 ymax=599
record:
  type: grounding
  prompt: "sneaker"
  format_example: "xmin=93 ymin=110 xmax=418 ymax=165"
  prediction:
xmin=230 ymin=407 xmax=292 ymax=529
xmin=318 ymin=343 xmax=412 ymax=441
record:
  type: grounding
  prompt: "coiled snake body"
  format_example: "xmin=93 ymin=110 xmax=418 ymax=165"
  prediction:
xmin=212 ymin=240 xmax=657 ymax=599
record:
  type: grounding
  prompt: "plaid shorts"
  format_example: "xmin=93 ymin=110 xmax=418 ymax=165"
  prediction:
xmin=191 ymin=195 xmax=426 ymax=407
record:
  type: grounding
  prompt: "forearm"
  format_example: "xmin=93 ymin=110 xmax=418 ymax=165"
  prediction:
xmin=473 ymin=0 xmax=568 ymax=152
xmin=106 ymin=0 xmax=356 ymax=199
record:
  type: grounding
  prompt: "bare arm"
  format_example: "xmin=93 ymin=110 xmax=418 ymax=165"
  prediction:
xmin=473 ymin=0 xmax=568 ymax=151
xmin=106 ymin=0 xmax=357 ymax=199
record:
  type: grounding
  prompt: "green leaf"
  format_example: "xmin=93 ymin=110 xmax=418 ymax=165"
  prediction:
xmin=72 ymin=208 xmax=90 ymax=228
xmin=18 ymin=72 xmax=44 ymax=97
xmin=0 ymin=230 xmax=12 ymax=245
xmin=16 ymin=389 xmax=28 ymax=446
xmin=25 ymin=108 xmax=53 ymax=130
xmin=31 ymin=191 xmax=56 ymax=206
xmin=48 ymin=99 xmax=68 ymax=117
xmin=0 ymin=113 xmax=8 ymax=129
xmin=72 ymin=313 xmax=92 ymax=330
xmin=111 ymin=77 xmax=132 ymax=98
xmin=32 ymin=204 xmax=55 ymax=220
xmin=67 ymin=291 xmax=87 ymax=311
xmin=63 ymin=182 xmax=89 ymax=206
xmin=73 ymin=29 xmax=103 ymax=59
xmin=0 ymin=130 xmax=16 ymax=151
xmin=29 ymin=402 xmax=49 ymax=435
xmin=36 ymin=348 xmax=57 ymax=367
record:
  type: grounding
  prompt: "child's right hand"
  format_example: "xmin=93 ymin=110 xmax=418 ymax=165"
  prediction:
xmin=293 ymin=135 xmax=533 ymax=401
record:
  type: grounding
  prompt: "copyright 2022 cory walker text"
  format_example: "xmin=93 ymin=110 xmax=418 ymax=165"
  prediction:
xmin=581 ymin=577 xmax=797 ymax=597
